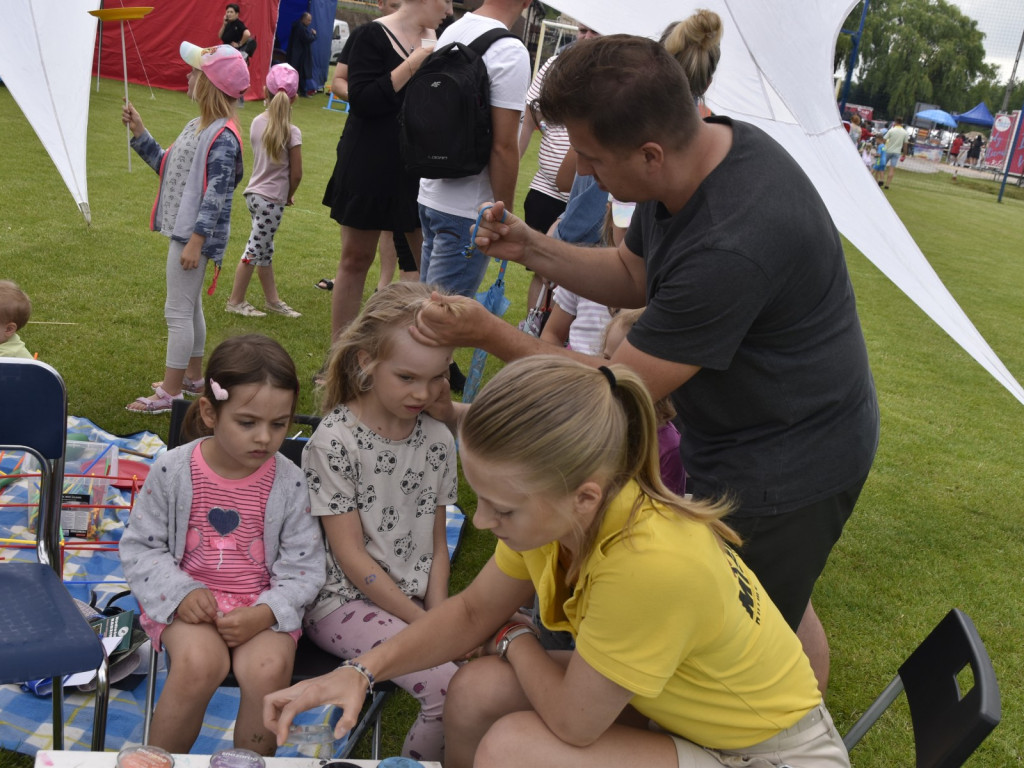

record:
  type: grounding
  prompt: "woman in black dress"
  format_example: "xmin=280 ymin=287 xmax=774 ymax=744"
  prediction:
xmin=323 ymin=0 xmax=452 ymax=342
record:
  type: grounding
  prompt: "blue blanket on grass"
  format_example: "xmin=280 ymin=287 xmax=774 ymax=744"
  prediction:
xmin=0 ymin=417 xmax=466 ymax=756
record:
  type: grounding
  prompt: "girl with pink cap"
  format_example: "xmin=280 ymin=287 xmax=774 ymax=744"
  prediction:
xmin=226 ymin=63 xmax=305 ymax=319
xmin=122 ymin=42 xmax=248 ymax=413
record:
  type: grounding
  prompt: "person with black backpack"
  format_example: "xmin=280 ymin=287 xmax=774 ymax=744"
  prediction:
xmin=413 ymin=0 xmax=531 ymax=304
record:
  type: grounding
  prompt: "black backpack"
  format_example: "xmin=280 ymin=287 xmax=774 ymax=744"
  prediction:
xmin=400 ymin=28 xmax=519 ymax=179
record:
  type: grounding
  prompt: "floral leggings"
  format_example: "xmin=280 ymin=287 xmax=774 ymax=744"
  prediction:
xmin=304 ymin=599 xmax=458 ymax=762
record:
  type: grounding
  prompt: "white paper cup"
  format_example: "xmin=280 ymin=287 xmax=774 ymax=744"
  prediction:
xmin=421 ymin=38 xmax=436 ymax=50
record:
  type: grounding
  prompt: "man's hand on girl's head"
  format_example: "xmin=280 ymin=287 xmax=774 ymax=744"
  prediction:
xmin=411 ymin=293 xmax=486 ymax=349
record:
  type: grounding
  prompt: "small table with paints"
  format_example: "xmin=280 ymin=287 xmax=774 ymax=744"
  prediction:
xmin=35 ymin=751 xmax=441 ymax=768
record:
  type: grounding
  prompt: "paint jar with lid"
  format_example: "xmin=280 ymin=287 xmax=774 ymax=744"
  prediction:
xmin=116 ymin=746 xmax=174 ymax=768
xmin=209 ymin=748 xmax=265 ymax=768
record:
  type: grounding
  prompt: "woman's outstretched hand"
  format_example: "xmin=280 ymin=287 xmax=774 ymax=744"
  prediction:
xmin=264 ymin=665 xmax=370 ymax=746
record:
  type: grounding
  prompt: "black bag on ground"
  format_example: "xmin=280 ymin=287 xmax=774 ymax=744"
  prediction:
xmin=400 ymin=28 xmax=518 ymax=179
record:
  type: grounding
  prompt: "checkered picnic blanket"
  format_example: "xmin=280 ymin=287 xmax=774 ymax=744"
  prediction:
xmin=0 ymin=418 xmax=466 ymax=756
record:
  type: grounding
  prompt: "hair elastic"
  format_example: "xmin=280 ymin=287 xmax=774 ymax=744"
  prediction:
xmin=598 ymin=365 xmax=616 ymax=391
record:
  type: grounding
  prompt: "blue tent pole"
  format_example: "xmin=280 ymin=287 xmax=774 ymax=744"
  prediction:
xmin=997 ymin=104 xmax=1024 ymax=203
xmin=839 ymin=0 xmax=870 ymax=114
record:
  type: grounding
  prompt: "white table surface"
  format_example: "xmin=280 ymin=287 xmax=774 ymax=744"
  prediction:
xmin=35 ymin=750 xmax=441 ymax=768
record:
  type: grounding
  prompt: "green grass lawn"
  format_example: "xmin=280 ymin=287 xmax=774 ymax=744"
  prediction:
xmin=2 ymin=75 xmax=1023 ymax=766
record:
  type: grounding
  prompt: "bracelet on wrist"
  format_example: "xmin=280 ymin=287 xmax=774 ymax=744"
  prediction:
xmin=494 ymin=621 xmax=530 ymax=649
xmin=340 ymin=659 xmax=375 ymax=695
xmin=496 ymin=622 xmax=537 ymax=660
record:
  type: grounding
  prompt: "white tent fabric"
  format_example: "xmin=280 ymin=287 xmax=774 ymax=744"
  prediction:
xmin=546 ymin=0 xmax=1024 ymax=406
xmin=0 ymin=0 xmax=100 ymax=223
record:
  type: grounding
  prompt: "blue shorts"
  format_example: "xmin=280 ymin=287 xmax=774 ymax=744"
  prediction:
xmin=886 ymin=152 xmax=901 ymax=168
xmin=419 ymin=204 xmax=491 ymax=298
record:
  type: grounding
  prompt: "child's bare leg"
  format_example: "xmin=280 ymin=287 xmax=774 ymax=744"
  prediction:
xmin=150 ymin=621 xmax=230 ymax=753
xmin=229 ymin=260 xmax=257 ymax=306
xmin=231 ymin=629 xmax=296 ymax=755
xmin=377 ymin=232 xmax=398 ymax=291
xmin=256 ymin=265 xmax=280 ymax=305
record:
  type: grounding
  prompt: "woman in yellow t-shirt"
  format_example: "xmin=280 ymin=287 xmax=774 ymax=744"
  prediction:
xmin=265 ymin=356 xmax=850 ymax=768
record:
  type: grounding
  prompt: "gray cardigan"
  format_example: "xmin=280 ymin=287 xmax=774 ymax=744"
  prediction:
xmin=120 ymin=439 xmax=326 ymax=630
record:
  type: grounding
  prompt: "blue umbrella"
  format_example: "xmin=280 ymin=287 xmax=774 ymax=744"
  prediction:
xmin=462 ymin=259 xmax=511 ymax=403
xmin=914 ymin=108 xmax=958 ymax=128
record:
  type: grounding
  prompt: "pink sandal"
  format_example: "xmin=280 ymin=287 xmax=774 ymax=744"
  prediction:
xmin=126 ymin=386 xmax=183 ymax=414
xmin=151 ymin=375 xmax=203 ymax=396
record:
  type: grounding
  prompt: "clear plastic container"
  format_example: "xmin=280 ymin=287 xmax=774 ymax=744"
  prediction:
xmin=287 ymin=704 xmax=344 ymax=757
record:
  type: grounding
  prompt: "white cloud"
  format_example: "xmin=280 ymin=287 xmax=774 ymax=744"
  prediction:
xmin=949 ymin=0 xmax=1024 ymax=80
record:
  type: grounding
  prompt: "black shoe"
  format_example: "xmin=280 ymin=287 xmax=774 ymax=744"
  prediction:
xmin=448 ymin=361 xmax=466 ymax=394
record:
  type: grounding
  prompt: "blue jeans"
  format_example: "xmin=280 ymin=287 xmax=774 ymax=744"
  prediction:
xmin=419 ymin=205 xmax=490 ymax=298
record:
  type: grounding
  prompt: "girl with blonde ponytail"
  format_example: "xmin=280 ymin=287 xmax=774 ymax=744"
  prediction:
xmin=266 ymin=356 xmax=850 ymax=768
xmin=226 ymin=63 xmax=304 ymax=319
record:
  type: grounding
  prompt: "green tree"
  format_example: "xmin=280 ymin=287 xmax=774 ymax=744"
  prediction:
xmin=839 ymin=0 xmax=993 ymax=119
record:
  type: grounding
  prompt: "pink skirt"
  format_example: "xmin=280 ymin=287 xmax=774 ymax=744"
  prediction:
xmin=140 ymin=588 xmax=302 ymax=651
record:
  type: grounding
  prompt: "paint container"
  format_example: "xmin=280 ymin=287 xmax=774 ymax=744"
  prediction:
xmin=208 ymin=749 xmax=265 ymax=768
xmin=116 ymin=746 xmax=174 ymax=768
xmin=287 ymin=704 xmax=343 ymax=757
xmin=378 ymin=758 xmax=426 ymax=768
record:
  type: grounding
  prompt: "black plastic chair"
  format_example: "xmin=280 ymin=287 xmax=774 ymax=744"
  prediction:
xmin=843 ymin=608 xmax=1001 ymax=768
xmin=0 ymin=358 xmax=110 ymax=750
xmin=144 ymin=399 xmax=393 ymax=758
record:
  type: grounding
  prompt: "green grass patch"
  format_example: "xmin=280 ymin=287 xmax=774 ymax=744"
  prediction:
xmin=1 ymin=80 xmax=1022 ymax=765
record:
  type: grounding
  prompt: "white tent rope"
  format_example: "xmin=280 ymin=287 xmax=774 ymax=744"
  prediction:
xmin=123 ymin=12 xmax=157 ymax=98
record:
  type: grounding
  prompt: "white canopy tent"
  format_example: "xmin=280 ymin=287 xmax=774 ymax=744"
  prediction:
xmin=2 ymin=0 xmax=1022 ymax=405
xmin=545 ymin=0 xmax=1024 ymax=407
xmin=0 ymin=0 xmax=101 ymax=223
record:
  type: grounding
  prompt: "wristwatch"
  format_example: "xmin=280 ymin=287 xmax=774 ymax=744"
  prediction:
xmin=497 ymin=625 xmax=537 ymax=660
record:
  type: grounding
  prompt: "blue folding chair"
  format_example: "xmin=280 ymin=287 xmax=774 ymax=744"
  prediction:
xmin=0 ymin=358 xmax=109 ymax=750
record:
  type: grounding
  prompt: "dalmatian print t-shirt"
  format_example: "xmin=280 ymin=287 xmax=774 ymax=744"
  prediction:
xmin=304 ymin=405 xmax=457 ymax=622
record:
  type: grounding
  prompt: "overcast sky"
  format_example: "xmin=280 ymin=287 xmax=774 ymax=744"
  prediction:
xmin=949 ymin=0 xmax=1024 ymax=80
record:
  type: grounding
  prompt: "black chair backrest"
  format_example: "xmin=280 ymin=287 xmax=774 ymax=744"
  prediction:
xmin=167 ymin=398 xmax=191 ymax=450
xmin=0 ymin=359 xmax=67 ymax=459
xmin=900 ymin=608 xmax=1001 ymax=768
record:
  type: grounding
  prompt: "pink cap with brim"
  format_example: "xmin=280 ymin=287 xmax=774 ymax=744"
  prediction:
xmin=265 ymin=63 xmax=299 ymax=99
xmin=180 ymin=41 xmax=250 ymax=98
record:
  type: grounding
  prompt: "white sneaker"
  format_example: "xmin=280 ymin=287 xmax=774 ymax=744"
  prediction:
xmin=226 ymin=301 xmax=266 ymax=317
xmin=265 ymin=299 xmax=301 ymax=318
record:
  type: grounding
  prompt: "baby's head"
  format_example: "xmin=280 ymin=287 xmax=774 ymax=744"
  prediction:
xmin=322 ymin=283 xmax=453 ymax=409
xmin=0 ymin=280 xmax=31 ymax=343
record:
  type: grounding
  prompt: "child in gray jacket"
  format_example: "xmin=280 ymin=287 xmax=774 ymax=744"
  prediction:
xmin=120 ymin=334 xmax=325 ymax=754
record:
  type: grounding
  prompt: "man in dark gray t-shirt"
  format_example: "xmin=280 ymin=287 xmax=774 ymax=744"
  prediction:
xmin=414 ymin=35 xmax=879 ymax=695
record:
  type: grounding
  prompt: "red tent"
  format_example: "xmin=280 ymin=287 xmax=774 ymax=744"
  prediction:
xmin=96 ymin=0 xmax=278 ymax=101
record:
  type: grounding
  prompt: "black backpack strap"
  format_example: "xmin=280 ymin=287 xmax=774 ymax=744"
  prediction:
xmin=467 ymin=27 xmax=519 ymax=58
xmin=378 ymin=23 xmax=410 ymax=59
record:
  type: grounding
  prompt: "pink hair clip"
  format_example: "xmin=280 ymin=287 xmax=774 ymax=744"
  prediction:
xmin=209 ymin=379 xmax=229 ymax=401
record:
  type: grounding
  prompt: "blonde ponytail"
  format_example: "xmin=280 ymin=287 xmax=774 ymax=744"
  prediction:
xmin=262 ymin=90 xmax=293 ymax=164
